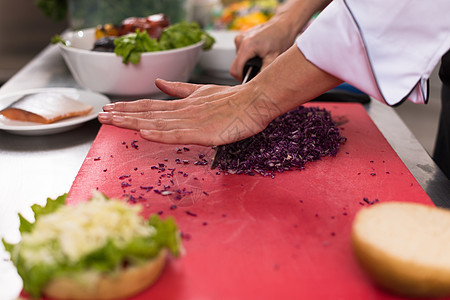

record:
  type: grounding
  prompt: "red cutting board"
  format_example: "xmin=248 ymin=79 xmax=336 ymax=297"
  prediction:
xmin=67 ymin=102 xmax=436 ymax=300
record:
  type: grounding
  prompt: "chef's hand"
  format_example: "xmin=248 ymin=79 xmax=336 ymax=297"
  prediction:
xmin=230 ymin=0 xmax=332 ymax=81
xmin=98 ymin=46 xmax=342 ymax=146
xmin=98 ymin=79 xmax=278 ymax=146
xmin=230 ymin=19 xmax=295 ymax=81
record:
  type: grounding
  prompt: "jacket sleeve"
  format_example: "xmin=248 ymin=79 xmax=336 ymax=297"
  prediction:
xmin=296 ymin=0 xmax=450 ymax=106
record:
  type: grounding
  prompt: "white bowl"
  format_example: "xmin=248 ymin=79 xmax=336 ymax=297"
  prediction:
xmin=58 ymin=28 xmax=204 ymax=97
xmin=198 ymin=30 xmax=238 ymax=78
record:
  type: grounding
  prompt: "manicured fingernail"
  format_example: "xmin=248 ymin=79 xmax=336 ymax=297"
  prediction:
xmin=98 ymin=112 xmax=111 ymax=121
xmin=103 ymin=103 xmax=115 ymax=111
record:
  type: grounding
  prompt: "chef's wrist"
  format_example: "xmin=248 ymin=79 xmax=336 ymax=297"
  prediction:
xmin=252 ymin=46 xmax=342 ymax=113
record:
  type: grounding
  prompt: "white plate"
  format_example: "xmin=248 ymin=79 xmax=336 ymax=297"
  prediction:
xmin=0 ymin=88 xmax=110 ymax=135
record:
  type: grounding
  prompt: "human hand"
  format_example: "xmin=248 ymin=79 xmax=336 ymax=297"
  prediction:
xmin=98 ymin=79 xmax=282 ymax=146
xmin=230 ymin=19 xmax=295 ymax=81
xmin=229 ymin=0 xmax=332 ymax=81
xmin=98 ymin=45 xmax=341 ymax=146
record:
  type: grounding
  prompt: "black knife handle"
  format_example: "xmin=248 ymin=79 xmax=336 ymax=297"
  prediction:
xmin=242 ymin=56 xmax=262 ymax=83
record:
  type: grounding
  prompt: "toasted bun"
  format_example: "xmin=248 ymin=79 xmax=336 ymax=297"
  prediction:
xmin=43 ymin=250 xmax=167 ymax=300
xmin=352 ymin=202 xmax=450 ymax=298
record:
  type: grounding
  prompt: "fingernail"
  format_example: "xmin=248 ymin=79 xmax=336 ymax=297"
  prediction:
xmin=103 ymin=103 xmax=115 ymax=111
xmin=98 ymin=112 xmax=111 ymax=121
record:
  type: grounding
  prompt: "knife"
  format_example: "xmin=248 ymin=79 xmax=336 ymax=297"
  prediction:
xmin=210 ymin=56 xmax=263 ymax=169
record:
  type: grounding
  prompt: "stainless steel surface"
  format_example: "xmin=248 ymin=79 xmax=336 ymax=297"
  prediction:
xmin=0 ymin=43 xmax=449 ymax=299
xmin=366 ymin=101 xmax=450 ymax=208
xmin=0 ymin=46 xmax=97 ymax=299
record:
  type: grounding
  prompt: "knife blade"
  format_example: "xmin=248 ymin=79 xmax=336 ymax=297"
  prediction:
xmin=210 ymin=56 xmax=262 ymax=169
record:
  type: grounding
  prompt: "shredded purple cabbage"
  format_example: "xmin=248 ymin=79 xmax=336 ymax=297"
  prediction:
xmin=213 ymin=106 xmax=346 ymax=176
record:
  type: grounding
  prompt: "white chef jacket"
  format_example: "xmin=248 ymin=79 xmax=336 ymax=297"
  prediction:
xmin=297 ymin=0 xmax=450 ymax=106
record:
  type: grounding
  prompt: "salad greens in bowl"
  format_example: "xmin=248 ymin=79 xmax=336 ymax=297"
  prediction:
xmin=56 ymin=21 xmax=214 ymax=97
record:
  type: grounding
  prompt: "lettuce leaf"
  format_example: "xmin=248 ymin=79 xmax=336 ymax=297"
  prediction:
xmin=2 ymin=194 xmax=67 ymax=297
xmin=159 ymin=21 xmax=215 ymax=51
xmin=19 ymin=193 xmax=67 ymax=234
xmin=114 ymin=30 xmax=162 ymax=64
xmin=51 ymin=34 xmax=70 ymax=47
xmin=20 ymin=263 xmax=57 ymax=298
xmin=148 ymin=214 xmax=181 ymax=257
xmin=30 ymin=194 xmax=67 ymax=221
xmin=3 ymin=194 xmax=66 ymax=252
xmin=114 ymin=21 xmax=215 ymax=64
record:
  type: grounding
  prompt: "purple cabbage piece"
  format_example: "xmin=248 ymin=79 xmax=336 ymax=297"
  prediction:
xmin=213 ymin=106 xmax=346 ymax=176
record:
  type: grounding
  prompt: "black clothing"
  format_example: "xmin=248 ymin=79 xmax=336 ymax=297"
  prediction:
xmin=434 ymin=50 xmax=450 ymax=179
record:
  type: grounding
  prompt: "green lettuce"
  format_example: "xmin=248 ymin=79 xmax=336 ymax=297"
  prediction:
xmin=158 ymin=21 xmax=215 ymax=51
xmin=3 ymin=194 xmax=67 ymax=297
xmin=3 ymin=193 xmax=181 ymax=298
xmin=114 ymin=30 xmax=162 ymax=64
xmin=51 ymin=34 xmax=69 ymax=47
xmin=114 ymin=21 xmax=215 ymax=64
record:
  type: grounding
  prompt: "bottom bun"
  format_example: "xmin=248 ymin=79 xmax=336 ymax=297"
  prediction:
xmin=352 ymin=202 xmax=450 ymax=298
xmin=43 ymin=250 xmax=167 ymax=300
